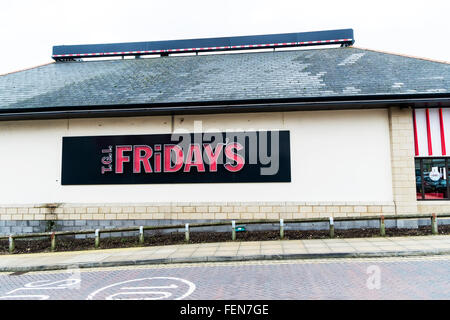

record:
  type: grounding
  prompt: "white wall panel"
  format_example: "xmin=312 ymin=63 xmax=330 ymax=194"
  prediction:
xmin=414 ymin=109 xmax=428 ymax=156
xmin=429 ymin=108 xmax=442 ymax=156
xmin=442 ymin=108 xmax=450 ymax=155
xmin=0 ymin=110 xmax=394 ymax=204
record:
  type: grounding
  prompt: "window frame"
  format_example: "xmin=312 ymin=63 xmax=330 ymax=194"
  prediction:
xmin=415 ymin=156 xmax=450 ymax=201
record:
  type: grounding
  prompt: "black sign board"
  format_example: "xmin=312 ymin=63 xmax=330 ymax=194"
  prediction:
xmin=61 ymin=131 xmax=291 ymax=185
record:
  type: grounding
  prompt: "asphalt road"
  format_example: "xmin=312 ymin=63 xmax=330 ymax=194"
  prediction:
xmin=0 ymin=255 xmax=449 ymax=300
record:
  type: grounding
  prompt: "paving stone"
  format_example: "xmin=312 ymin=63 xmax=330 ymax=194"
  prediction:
xmin=21 ymin=227 xmax=33 ymax=233
xmin=396 ymin=219 xmax=419 ymax=229
xmin=5 ymin=221 xmax=17 ymax=227
xmin=75 ymin=220 xmax=86 ymax=227
xmin=63 ymin=221 xmax=75 ymax=227
xmin=0 ymin=227 xmax=11 ymax=234
xmin=28 ymin=221 xmax=41 ymax=227
xmin=331 ymin=247 xmax=357 ymax=253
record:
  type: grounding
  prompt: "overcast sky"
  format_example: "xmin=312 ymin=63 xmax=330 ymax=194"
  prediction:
xmin=1 ymin=0 xmax=449 ymax=75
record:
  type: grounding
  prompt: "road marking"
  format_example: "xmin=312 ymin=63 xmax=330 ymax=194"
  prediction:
xmin=87 ymin=277 xmax=195 ymax=300
xmin=0 ymin=295 xmax=49 ymax=300
xmin=0 ymin=276 xmax=81 ymax=300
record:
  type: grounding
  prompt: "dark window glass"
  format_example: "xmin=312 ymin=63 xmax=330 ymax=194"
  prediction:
xmin=415 ymin=158 xmax=450 ymax=200
xmin=421 ymin=158 xmax=447 ymax=199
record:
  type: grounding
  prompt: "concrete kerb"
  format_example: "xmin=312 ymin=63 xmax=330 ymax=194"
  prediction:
xmin=1 ymin=249 xmax=450 ymax=273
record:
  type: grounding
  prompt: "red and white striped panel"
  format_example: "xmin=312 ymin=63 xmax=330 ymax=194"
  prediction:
xmin=413 ymin=108 xmax=450 ymax=156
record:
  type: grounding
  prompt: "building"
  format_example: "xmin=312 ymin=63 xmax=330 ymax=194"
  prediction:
xmin=0 ymin=29 xmax=450 ymax=235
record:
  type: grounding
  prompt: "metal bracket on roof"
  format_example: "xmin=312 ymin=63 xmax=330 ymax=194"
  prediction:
xmin=55 ymin=58 xmax=82 ymax=62
xmin=52 ymin=28 xmax=355 ymax=61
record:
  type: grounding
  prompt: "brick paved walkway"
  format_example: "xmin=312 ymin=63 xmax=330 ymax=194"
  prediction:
xmin=1 ymin=256 xmax=449 ymax=299
xmin=1 ymin=235 xmax=450 ymax=272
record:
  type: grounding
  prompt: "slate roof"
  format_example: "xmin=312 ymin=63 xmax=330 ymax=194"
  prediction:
xmin=0 ymin=47 xmax=449 ymax=113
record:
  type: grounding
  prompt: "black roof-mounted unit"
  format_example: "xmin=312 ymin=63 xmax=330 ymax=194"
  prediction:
xmin=52 ymin=28 xmax=354 ymax=61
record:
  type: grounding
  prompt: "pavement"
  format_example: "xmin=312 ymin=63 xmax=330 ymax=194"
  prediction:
xmin=1 ymin=235 xmax=450 ymax=272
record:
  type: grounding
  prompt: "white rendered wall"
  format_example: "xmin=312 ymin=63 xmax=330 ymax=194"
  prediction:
xmin=0 ymin=109 xmax=393 ymax=204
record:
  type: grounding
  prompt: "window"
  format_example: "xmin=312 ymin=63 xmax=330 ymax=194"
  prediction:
xmin=415 ymin=157 xmax=449 ymax=200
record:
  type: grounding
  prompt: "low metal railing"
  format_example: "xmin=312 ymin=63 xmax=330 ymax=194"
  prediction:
xmin=1 ymin=213 xmax=449 ymax=254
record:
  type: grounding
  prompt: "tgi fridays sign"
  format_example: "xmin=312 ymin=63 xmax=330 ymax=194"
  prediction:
xmin=61 ymin=131 xmax=291 ymax=185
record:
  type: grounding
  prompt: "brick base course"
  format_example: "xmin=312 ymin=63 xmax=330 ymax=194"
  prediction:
xmin=418 ymin=203 xmax=450 ymax=215
xmin=7 ymin=201 xmax=448 ymax=235
xmin=2 ymin=217 xmax=450 ymax=236
xmin=0 ymin=202 xmax=396 ymax=222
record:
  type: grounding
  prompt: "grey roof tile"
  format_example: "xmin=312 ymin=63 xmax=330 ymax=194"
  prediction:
xmin=0 ymin=47 xmax=449 ymax=111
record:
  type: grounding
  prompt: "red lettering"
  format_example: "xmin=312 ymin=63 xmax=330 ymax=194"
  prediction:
xmin=115 ymin=145 xmax=132 ymax=174
xmin=154 ymin=152 xmax=161 ymax=173
xmin=164 ymin=145 xmax=184 ymax=172
xmin=133 ymin=145 xmax=153 ymax=173
xmin=224 ymin=142 xmax=245 ymax=172
xmin=204 ymin=143 xmax=223 ymax=172
xmin=184 ymin=144 xmax=205 ymax=172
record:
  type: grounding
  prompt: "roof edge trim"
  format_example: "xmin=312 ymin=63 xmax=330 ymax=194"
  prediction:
xmin=354 ymin=46 xmax=450 ymax=65
xmin=1 ymin=94 xmax=450 ymax=121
